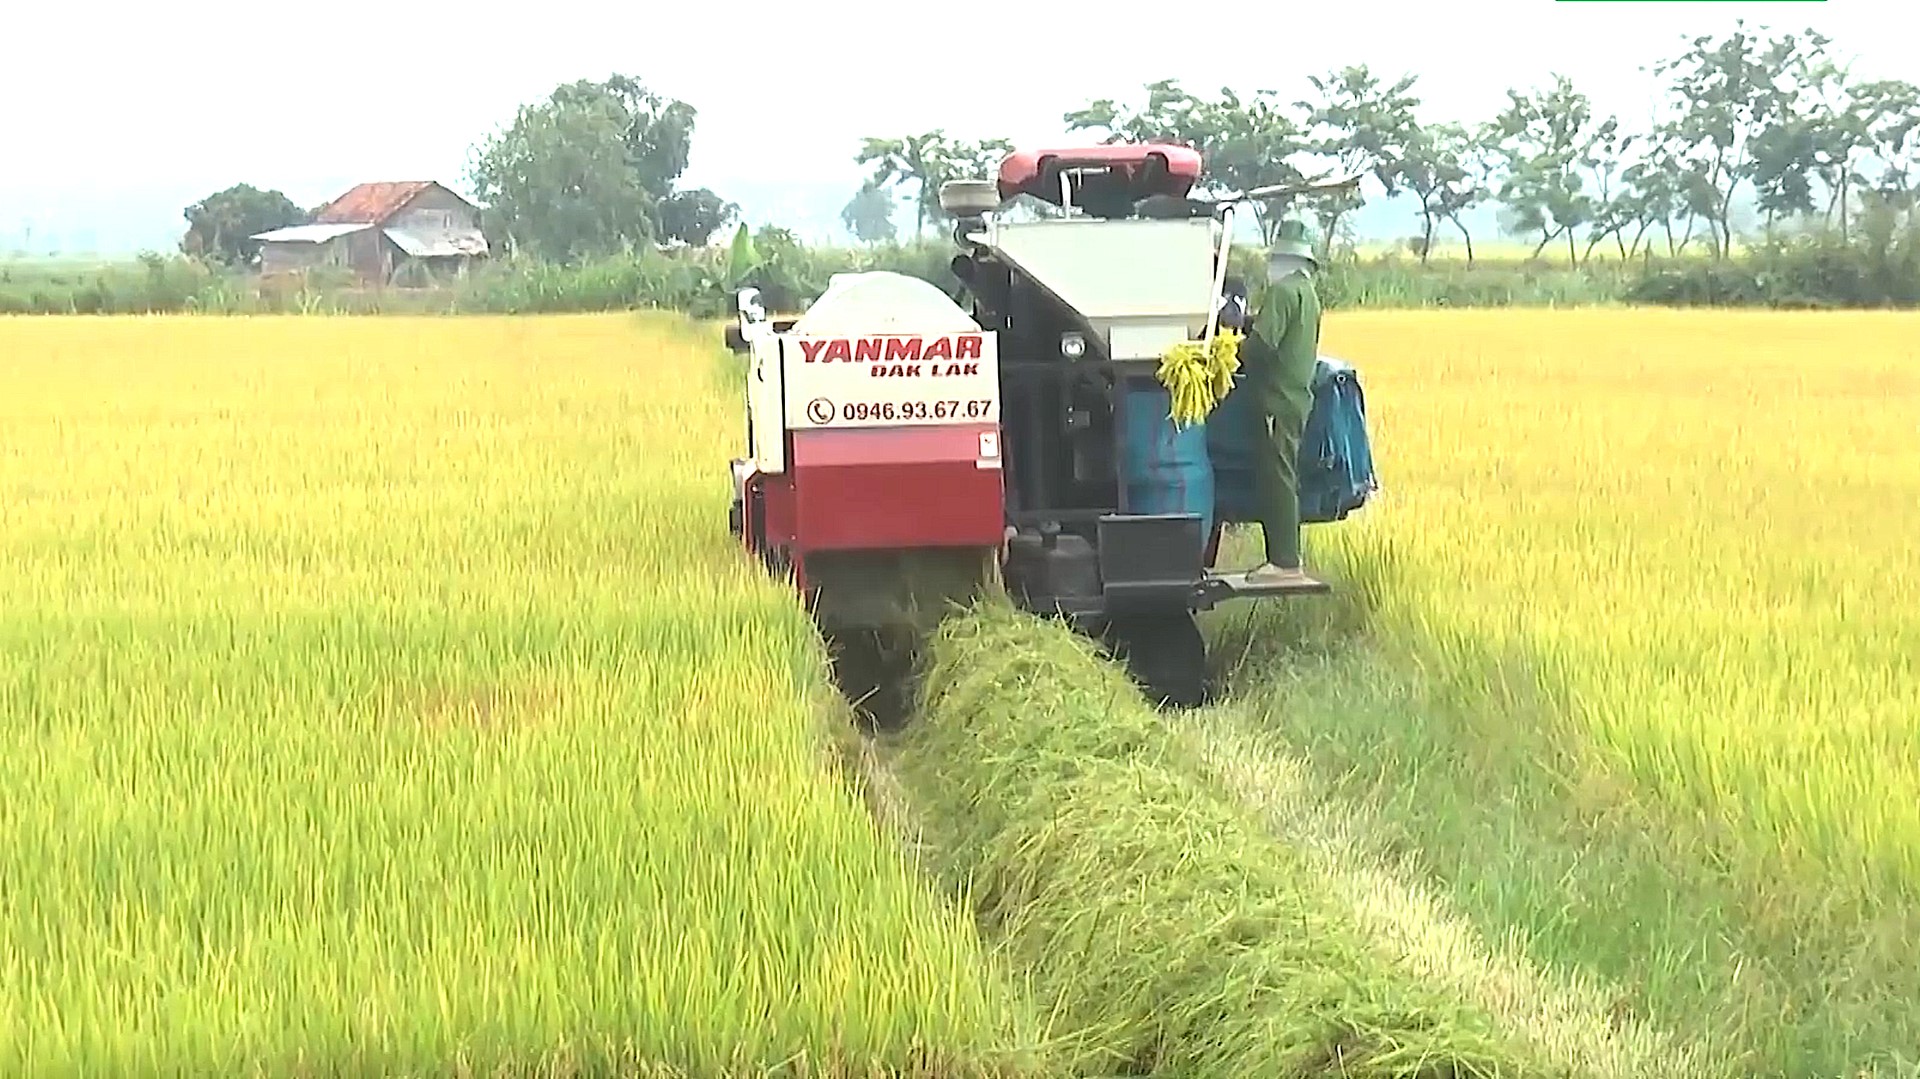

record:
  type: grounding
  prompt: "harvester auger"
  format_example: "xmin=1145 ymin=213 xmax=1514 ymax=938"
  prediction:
xmin=725 ymin=144 xmax=1378 ymax=722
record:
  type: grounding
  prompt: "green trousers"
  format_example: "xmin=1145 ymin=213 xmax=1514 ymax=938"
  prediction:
xmin=1246 ymin=273 xmax=1322 ymax=570
xmin=1252 ymin=404 xmax=1307 ymax=568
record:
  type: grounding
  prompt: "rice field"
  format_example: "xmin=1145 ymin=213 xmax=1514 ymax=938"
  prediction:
xmin=1310 ymin=309 xmax=1920 ymax=892
xmin=1320 ymin=309 xmax=1920 ymax=887
xmin=0 ymin=314 xmax=1032 ymax=1075
xmin=2 ymin=306 xmax=1913 ymax=1077
xmin=1233 ymin=308 xmax=1920 ymax=1075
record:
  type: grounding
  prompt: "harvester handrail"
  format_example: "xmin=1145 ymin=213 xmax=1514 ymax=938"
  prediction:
xmin=1220 ymin=168 xmax=1367 ymax=206
xmin=1203 ymin=205 xmax=1235 ymax=351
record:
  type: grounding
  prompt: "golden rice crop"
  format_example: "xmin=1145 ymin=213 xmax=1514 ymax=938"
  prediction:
xmin=1307 ymin=308 xmax=1920 ymax=902
xmin=0 ymin=313 xmax=1030 ymax=1075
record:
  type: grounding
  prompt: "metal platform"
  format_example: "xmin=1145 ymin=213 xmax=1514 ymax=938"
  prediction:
xmin=1197 ymin=569 xmax=1332 ymax=604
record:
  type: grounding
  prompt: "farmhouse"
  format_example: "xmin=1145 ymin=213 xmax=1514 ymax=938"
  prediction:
xmin=251 ymin=181 xmax=489 ymax=285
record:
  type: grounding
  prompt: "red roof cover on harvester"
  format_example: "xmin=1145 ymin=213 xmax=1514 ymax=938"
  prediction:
xmin=996 ymin=144 xmax=1203 ymax=206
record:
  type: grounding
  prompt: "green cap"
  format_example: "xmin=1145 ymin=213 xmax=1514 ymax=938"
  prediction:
xmin=1269 ymin=217 xmax=1318 ymax=263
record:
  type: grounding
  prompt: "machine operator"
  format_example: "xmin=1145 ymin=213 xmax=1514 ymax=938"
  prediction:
xmin=1242 ymin=218 xmax=1322 ymax=587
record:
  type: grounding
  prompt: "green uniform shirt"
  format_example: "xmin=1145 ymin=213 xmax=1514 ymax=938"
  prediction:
xmin=1248 ymin=272 xmax=1322 ymax=427
xmin=1241 ymin=270 xmax=1322 ymax=569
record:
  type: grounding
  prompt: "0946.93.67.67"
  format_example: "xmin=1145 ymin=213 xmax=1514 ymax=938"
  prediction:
xmin=839 ymin=399 xmax=992 ymax=422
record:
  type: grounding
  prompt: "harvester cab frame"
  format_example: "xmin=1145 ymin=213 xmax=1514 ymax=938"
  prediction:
xmin=725 ymin=143 xmax=1377 ymax=719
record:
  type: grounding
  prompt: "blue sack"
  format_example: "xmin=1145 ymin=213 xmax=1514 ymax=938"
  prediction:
xmin=1207 ymin=356 xmax=1378 ymax=526
xmin=1297 ymin=357 xmax=1378 ymax=523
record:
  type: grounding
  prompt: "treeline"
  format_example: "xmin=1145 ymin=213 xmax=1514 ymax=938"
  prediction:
xmin=8 ymin=18 xmax=1918 ymax=316
xmin=839 ymin=19 xmax=1920 ymax=307
xmin=852 ymin=21 xmax=1918 ymax=261
xmin=14 ymin=224 xmax=1918 ymax=317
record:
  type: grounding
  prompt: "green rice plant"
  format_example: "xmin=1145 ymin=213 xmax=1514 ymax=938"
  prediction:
xmin=1222 ymin=307 xmax=1920 ymax=1075
xmin=0 ymin=312 xmax=1039 ymax=1077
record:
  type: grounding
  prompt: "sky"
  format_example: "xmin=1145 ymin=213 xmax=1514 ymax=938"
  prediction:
xmin=0 ymin=0 xmax=1895 ymax=254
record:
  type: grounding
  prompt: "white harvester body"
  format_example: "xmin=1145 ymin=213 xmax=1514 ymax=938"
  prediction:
xmin=970 ymin=216 xmax=1226 ymax=361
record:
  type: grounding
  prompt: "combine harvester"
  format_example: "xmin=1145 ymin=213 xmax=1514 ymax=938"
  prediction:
xmin=725 ymin=144 xmax=1377 ymax=720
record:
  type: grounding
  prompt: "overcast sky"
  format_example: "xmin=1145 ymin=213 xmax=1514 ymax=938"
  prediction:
xmin=0 ymin=0 xmax=1897 ymax=252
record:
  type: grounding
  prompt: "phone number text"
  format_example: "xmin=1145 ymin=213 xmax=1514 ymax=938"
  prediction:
xmin=838 ymin=399 xmax=993 ymax=422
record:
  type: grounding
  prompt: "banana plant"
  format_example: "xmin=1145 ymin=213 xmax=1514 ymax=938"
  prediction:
xmin=692 ymin=223 xmax=766 ymax=317
xmin=723 ymin=222 xmax=762 ymax=288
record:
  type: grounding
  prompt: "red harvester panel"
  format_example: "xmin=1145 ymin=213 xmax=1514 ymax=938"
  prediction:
xmin=789 ymin=423 xmax=1003 ymax=551
xmin=997 ymin=144 xmax=1203 ymax=205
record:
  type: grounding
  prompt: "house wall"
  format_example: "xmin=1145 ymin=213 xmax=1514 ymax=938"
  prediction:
xmin=259 ymin=231 xmax=387 ymax=282
xmin=342 ymin=227 xmax=388 ymax=282
xmin=260 ymin=240 xmax=329 ymax=276
xmin=388 ymin=186 xmax=481 ymax=233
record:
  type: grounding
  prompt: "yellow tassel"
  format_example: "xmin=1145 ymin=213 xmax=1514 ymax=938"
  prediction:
xmin=1155 ymin=328 xmax=1242 ymax=427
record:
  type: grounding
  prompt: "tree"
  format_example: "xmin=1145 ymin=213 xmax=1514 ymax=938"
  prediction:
xmin=1395 ymin=121 xmax=1488 ymax=264
xmin=1065 ymin=79 xmax=1203 ymax=147
xmin=1649 ymin=22 xmax=1827 ymax=257
xmin=1489 ymin=74 xmax=1612 ymax=264
xmin=855 ymin=132 xmax=950 ymax=239
xmin=922 ymin=136 xmax=1014 ymax=229
xmin=1621 ymin=132 xmax=1697 ymax=257
xmin=551 ymin=75 xmax=698 ymax=199
xmin=1578 ymin=119 xmax=1640 ymax=262
xmin=1297 ymin=66 xmax=1421 ymax=256
xmin=1750 ymin=113 xmax=1822 ymax=237
xmin=469 ymin=92 xmax=658 ymax=261
xmin=657 ymin=188 xmax=738 ymax=246
xmin=180 ymin=184 xmax=305 ymax=267
xmin=841 ymin=181 xmax=899 ymax=244
xmin=1442 ymin=126 xmax=1501 ymax=264
xmin=1848 ymin=78 xmax=1920 ymax=225
xmin=1202 ymin=89 xmax=1314 ymax=241
xmin=856 ymin=132 xmax=1011 ymax=237
xmin=468 ymin=75 xmax=733 ymax=259
xmin=1788 ymin=54 xmax=1873 ymax=240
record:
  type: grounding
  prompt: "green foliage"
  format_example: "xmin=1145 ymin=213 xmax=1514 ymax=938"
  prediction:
xmin=1318 ymin=255 xmax=1631 ymax=309
xmin=466 ymin=75 xmax=738 ymax=261
xmin=81 ymin=20 xmax=1920 ymax=313
xmin=1037 ymin=24 xmax=1917 ymax=271
xmin=657 ymin=187 xmax=737 ymax=246
xmin=132 ymin=24 xmax=1920 ymax=314
xmin=724 ymin=224 xmax=762 ymax=289
xmin=1397 ymin=122 xmax=1492 ymax=263
xmin=1647 ymin=21 xmax=1830 ymax=256
xmin=179 ymin=184 xmax=305 ymax=267
xmin=1627 ymin=207 xmax=1920 ymax=307
xmin=1296 ymin=66 xmax=1421 ymax=250
xmin=855 ymin=132 xmax=1014 ymax=239
xmin=0 ymin=253 xmax=217 ymax=314
xmin=469 ymin=93 xmax=657 ymax=261
xmin=1487 ymin=76 xmax=1617 ymax=263
xmin=451 ymin=251 xmax=707 ymax=314
xmin=841 ymin=182 xmax=899 ymax=245
xmin=18 ymin=223 xmax=1920 ymax=317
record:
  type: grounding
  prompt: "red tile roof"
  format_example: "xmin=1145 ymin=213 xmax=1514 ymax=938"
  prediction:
xmin=312 ymin=181 xmax=441 ymax=225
